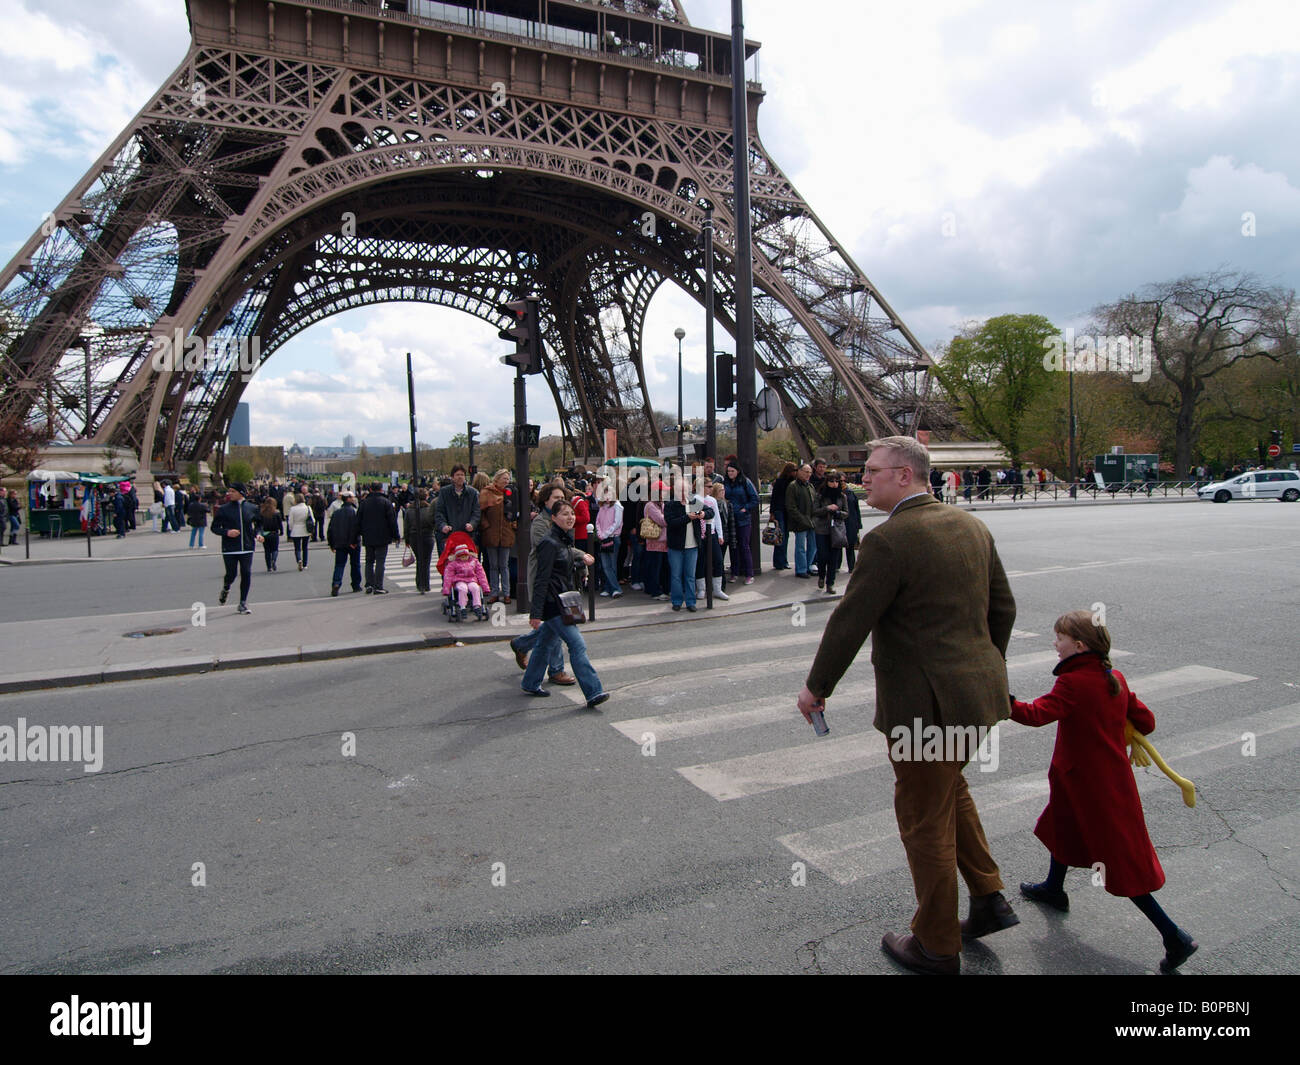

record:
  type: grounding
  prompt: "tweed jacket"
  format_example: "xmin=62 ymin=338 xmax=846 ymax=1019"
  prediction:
xmin=804 ymin=494 xmax=1016 ymax=733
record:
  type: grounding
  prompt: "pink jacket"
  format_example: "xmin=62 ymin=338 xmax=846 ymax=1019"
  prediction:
xmin=643 ymin=502 xmax=668 ymax=552
xmin=443 ymin=556 xmax=489 ymax=591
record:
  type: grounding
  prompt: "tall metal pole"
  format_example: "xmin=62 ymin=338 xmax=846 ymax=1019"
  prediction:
xmin=675 ymin=326 xmax=686 ymax=469
xmin=406 ymin=353 xmax=422 ymax=544
xmin=513 ymin=367 xmax=530 ymax=614
xmin=1068 ymin=367 xmax=1077 ymax=498
xmin=731 ymin=0 xmax=759 ymax=571
xmin=703 ymin=205 xmax=717 ymax=466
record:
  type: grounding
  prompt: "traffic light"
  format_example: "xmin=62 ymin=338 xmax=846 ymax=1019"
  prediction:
xmin=467 ymin=421 xmax=479 ymax=473
xmin=1272 ymin=428 xmax=1283 ymax=446
xmin=715 ymin=351 xmax=734 ymax=409
xmin=498 ymin=295 xmax=543 ymax=374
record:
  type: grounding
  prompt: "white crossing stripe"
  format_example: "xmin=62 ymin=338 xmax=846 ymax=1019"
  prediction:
xmin=1120 ymin=664 xmax=1256 ymax=700
xmin=779 ymin=699 xmax=1297 ymax=885
xmin=613 ymin=648 xmax=1129 ymax=752
xmin=495 ymin=626 xmax=831 ymax=673
xmin=612 ymin=680 xmax=878 ymax=743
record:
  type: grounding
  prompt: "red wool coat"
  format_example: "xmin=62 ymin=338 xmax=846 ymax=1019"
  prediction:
xmin=1011 ymin=652 xmax=1165 ymax=897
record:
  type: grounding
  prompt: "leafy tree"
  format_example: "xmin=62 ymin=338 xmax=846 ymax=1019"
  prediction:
xmin=225 ymin=459 xmax=254 ymax=485
xmin=0 ymin=419 xmax=52 ymax=477
xmin=932 ymin=314 xmax=1059 ymax=467
xmin=1092 ymin=270 xmax=1296 ymax=476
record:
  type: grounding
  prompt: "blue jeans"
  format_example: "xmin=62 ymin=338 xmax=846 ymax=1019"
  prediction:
xmin=521 ymin=617 xmax=602 ymax=699
xmin=771 ymin=512 xmax=789 ymax=568
xmin=599 ymin=545 xmax=620 ymax=594
xmin=511 ymin=623 xmax=564 ymax=675
xmin=332 ymin=545 xmax=362 ymax=590
xmin=793 ymin=529 xmax=814 ymax=575
xmin=189 ymin=525 xmax=205 ymax=547
xmin=668 ymin=547 xmax=698 ymax=607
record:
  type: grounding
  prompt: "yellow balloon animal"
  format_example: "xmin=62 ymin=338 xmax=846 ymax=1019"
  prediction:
xmin=1125 ymin=722 xmax=1196 ymax=808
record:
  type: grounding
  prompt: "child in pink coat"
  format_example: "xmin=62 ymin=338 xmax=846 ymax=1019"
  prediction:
xmin=443 ymin=542 xmax=490 ymax=620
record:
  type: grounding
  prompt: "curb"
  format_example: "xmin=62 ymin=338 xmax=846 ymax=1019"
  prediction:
xmin=0 ymin=590 xmax=837 ymax=694
xmin=0 ymin=632 xmax=459 ymax=695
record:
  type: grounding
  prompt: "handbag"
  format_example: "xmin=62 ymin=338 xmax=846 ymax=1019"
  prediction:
xmin=401 ymin=545 xmax=415 ymax=567
xmin=638 ymin=516 xmax=661 ymax=540
xmin=305 ymin=514 xmax=316 ymax=536
xmin=830 ymin=516 xmax=848 ymax=550
xmin=761 ymin=520 xmax=781 ymax=546
xmin=558 ymin=590 xmax=586 ymax=625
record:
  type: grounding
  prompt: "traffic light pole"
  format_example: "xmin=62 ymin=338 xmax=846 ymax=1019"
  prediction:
xmin=703 ymin=205 xmax=717 ymax=466
xmin=513 ymin=366 xmax=530 ymax=615
xmin=406 ymin=353 xmax=422 ymax=547
xmin=731 ymin=0 xmax=759 ymax=574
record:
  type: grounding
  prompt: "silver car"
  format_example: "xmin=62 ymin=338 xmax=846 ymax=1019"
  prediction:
xmin=1197 ymin=469 xmax=1300 ymax=502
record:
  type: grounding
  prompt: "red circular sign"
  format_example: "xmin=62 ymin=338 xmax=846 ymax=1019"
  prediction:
xmin=1268 ymin=444 xmax=1282 ymax=457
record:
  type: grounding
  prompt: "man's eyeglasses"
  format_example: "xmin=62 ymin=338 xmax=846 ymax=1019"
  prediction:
xmin=863 ymin=465 xmax=908 ymax=477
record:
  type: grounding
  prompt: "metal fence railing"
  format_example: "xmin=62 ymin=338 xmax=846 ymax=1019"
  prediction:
xmin=757 ymin=481 xmax=1210 ymax=508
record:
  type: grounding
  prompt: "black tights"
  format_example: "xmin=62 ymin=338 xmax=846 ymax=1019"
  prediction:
xmin=1043 ymin=855 xmax=1181 ymax=943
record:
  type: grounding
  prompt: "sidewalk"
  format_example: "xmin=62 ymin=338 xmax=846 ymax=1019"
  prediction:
xmin=0 ymin=488 xmax=1201 ymax=568
xmin=0 ymin=559 xmax=831 ymax=695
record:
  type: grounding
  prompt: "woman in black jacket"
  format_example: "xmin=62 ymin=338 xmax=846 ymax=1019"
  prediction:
xmin=812 ymin=470 xmax=848 ymax=594
xmin=520 ymin=499 xmax=609 ymax=708
xmin=769 ymin=461 xmax=797 ymax=570
xmin=258 ymin=498 xmax=283 ymax=572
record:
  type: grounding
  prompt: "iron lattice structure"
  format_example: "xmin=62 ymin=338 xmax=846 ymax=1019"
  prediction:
xmin=0 ymin=0 xmax=935 ymax=467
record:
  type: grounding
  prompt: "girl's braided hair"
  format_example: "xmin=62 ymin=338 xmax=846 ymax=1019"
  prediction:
xmin=1054 ymin=609 xmax=1121 ymax=696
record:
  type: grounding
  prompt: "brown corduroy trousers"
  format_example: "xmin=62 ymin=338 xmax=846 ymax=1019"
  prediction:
xmin=891 ymin=756 xmax=1005 ymax=956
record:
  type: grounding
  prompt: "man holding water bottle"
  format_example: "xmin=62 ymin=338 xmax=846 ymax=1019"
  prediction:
xmin=796 ymin=435 xmax=1019 ymax=975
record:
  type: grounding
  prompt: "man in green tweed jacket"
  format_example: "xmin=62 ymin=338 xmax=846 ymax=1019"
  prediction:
xmin=797 ymin=435 xmax=1019 ymax=974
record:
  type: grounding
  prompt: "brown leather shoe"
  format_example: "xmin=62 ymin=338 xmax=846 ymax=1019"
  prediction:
xmin=502 ymin=596 xmax=511 ymax=604
xmin=548 ymin=671 xmax=578 ymax=686
xmin=881 ymin=932 xmax=959 ymax=975
xmin=961 ymin=891 xmax=1021 ymax=939
xmin=511 ymin=642 xmax=528 ymax=670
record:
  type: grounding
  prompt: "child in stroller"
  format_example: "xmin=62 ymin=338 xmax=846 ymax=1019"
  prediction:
xmin=438 ymin=535 xmax=490 ymax=621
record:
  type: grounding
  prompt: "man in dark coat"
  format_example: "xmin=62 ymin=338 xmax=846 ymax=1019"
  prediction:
xmin=209 ymin=482 xmax=262 ymax=614
xmin=798 ymin=436 xmax=1018 ymax=975
xmin=434 ymin=464 xmax=480 ymax=558
xmin=327 ymin=491 xmax=363 ymax=595
xmin=357 ymin=483 xmax=399 ymax=593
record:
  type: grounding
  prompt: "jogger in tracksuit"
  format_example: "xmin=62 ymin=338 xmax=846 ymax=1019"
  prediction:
xmin=209 ymin=482 xmax=263 ymax=614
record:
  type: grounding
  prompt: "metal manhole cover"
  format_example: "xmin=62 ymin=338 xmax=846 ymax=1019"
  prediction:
xmin=123 ymin=627 xmax=184 ymax=638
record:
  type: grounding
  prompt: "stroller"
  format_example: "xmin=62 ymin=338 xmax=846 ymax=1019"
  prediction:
xmin=436 ymin=532 xmax=488 ymax=622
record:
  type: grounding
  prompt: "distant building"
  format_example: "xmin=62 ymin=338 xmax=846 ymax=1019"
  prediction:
xmin=343 ymin=434 xmax=355 ymax=449
xmin=229 ymin=402 xmax=250 ymax=446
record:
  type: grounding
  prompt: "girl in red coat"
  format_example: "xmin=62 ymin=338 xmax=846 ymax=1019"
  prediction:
xmin=1010 ymin=610 xmax=1197 ymax=972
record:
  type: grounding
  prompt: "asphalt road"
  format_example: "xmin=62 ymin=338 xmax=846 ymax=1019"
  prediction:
xmin=0 ymin=502 xmax=1296 ymax=974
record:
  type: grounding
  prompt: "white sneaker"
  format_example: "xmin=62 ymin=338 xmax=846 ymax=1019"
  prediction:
xmin=611 ymin=591 xmax=623 ymax=599
xmin=714 ymin=589 xmax=730 ymax=600
xmin=656 ymin=594 xmax=670 ymax=601
xmin=599 ymin=590 xmax=610 ymax=597
xmin=630 ymin=583 xmax=643 ymax=590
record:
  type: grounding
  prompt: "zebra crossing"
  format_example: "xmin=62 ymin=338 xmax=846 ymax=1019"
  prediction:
xmin=498 ymin=625 xmax=1295 ymax=898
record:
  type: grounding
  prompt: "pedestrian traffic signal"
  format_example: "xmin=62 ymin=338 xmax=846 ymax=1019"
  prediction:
xmin=716 ymin=351 xmax=734 ymax=409
xmin=499 ymin=295 xmax=543 ymax=374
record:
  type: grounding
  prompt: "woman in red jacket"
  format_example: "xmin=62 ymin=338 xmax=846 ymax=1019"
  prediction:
xmin=1010 ymin=609 xmax=1197 ymax=972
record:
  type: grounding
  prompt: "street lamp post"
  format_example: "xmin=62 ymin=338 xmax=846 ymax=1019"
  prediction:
xmin=675 ymin=326 xmax=686 ymax=469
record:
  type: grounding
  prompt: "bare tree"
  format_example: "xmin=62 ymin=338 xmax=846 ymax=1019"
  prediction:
xmin=1093 ymin=270 xmax=1297 ymax=477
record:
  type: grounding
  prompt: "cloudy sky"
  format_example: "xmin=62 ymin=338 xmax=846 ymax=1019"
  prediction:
xmin=1 ymin=0 xmax=1296 ymax=450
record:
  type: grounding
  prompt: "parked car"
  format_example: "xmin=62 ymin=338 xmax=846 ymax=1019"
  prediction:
xmin=1197 ymin=469 xmax=1300 ymax=502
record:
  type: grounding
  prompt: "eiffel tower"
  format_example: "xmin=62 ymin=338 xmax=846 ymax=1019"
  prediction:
xmin=0 ymin=0 xmax=935 ymax=477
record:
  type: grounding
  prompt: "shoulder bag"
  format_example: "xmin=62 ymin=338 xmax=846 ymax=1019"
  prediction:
xmin=558 ymin=590 xmax=586 ymax=625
